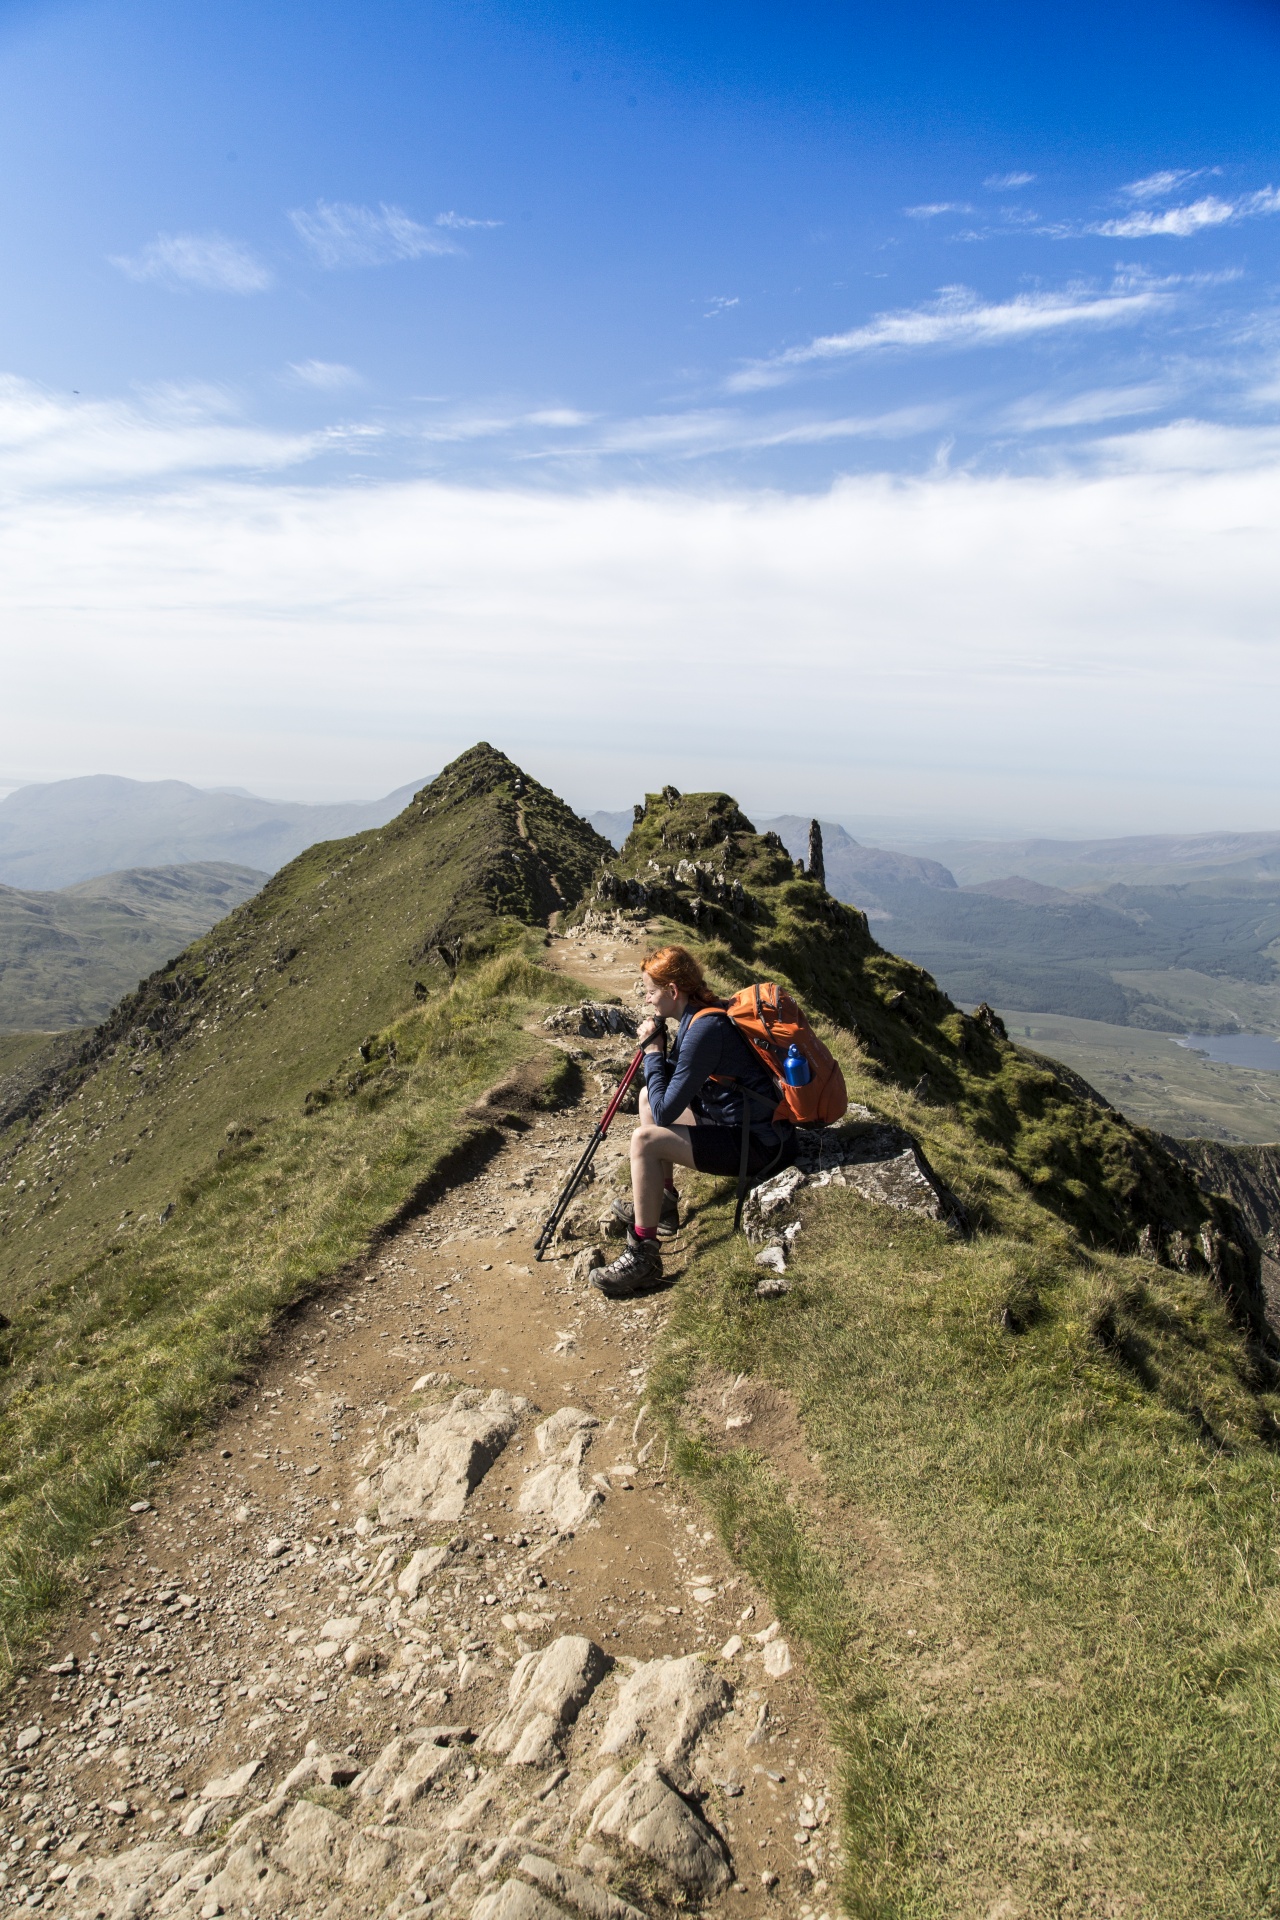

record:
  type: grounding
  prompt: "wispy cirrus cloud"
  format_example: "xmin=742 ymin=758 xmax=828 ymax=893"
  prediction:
xmin=0 ymin=376 xmax=317 ymax=492
xmin=1121 ymin=168 xmax=1210 ymax=201
xmin=110 ymin=231 xmax=272 ymax=293
xmin=726 ymin=282 xmax=1165 ymax=391
xmin=905 ymin=202 xmax=973 ymax=219
xmin=1096 ymin=184 xmax=1280 ymax=238
xmin=287 ymin=360 xmax=364 ymax=391
xmin=984 ymin=172 xmax=1036 ymax=189
xmin=999 ymin=383 xmax=1174 ymax=432
xmin=519 ymin=402 xmax=953 ymax=463
xmin=1096 ymin=194 xmax=1239 ymax=238
xmin=289 ymin=200 xmax=497 ymax=268
xmin=434 ymin=209 xmax=503 ymax=231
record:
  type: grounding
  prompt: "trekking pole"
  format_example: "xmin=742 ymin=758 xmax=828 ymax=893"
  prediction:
xmin=534 ymin=1038 xmax=654 ymax=1261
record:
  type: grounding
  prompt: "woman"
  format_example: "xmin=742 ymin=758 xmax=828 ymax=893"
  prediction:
xmin=593 ymin=944 xmax=795 ymax=1299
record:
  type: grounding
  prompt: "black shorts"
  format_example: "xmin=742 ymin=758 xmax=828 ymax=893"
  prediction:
xmin=687 ymin=1125 xmax=795 ymax=1180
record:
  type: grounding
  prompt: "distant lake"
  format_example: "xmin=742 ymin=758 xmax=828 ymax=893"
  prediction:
xmin=1177 ymin=1033 xmax=1280 ymax=1072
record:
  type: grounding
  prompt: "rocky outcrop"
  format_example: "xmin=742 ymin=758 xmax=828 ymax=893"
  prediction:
xmin=742 ymin=1115 xmax=967 ymax=1264
xmin=543 ymin=1006 xmax=637 ymax=1040
xmin=587 ymin=1765 xmax=732 ymax=1894
xmin=597 ymin=1656 xmax=731 ymax=1783
xmin=59 ymin=1642 xmax=748 ymax=1920
xmin=1162 ymin=1137 xmax=1280 ymax=1258
xmin=518 ymin=1410 xmax=603 ymax=1533
xmin=359 ymin=1389 xmax=528 ymax=1526
xmin=482 ymin=1636 xmax=610 ymax=1766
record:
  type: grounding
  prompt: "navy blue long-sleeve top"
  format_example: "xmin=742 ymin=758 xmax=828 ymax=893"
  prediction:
xmin=642 ymin=1004 xmax=784 ymax=1134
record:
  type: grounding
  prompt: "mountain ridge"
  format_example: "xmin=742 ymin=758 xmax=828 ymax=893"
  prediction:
xmin=5 ymin=748 xmax=1280 ymax=1914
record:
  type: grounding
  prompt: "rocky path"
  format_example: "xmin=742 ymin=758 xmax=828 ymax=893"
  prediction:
xmin=0 ymin=922 xmax=841 ymax=1920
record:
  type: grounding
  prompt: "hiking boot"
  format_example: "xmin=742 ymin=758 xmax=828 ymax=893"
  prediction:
xmin=591 ymin=1230 xmax=666 ymax=1299
xmin=610 ymin=1190 xmax=680 ymax=1239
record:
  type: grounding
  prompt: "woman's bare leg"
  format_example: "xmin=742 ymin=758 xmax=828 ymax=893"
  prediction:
xmin=638 ymin=1086 xmax=694 ymax=1199
xmin=630 ymin=1122 xmax=696 ymax=1229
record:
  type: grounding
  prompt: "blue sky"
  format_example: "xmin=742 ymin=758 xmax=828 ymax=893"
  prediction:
xmin=2 ymin=0 xmax=1280 ymax=830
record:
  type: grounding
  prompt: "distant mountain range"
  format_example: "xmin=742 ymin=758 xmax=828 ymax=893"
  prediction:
xmin=761 ymin=818 xmax=1280 ymax=1036
xmin=914 ymin=831 xmax=1280 ymax=891
xmin=0 ymin=775 xmax=426 ymax=890
xmin=6 ymin=779 xmax=1280 ymax=1044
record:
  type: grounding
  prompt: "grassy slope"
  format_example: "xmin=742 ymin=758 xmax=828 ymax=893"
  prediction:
xmin=597 ymin=790 xmax=1280 ymax=1917
xmin=0 ymin=744 xmax=610 ymax=1647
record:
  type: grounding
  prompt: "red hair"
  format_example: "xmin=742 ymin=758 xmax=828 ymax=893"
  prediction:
xmin=640 ymin=944 xmax=721 ymax=1006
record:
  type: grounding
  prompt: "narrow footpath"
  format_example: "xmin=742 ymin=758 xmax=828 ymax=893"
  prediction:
xmin=0 ymin=924 xmax=840 ymax=1920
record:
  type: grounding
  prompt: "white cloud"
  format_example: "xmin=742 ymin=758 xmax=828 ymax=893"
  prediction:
xmin=1096 ymin=195 xmax=1238 ymax=238
xmin=905 ymin=202 xmax=973 ymax=218
xmin=1096 ymin=185 xmax=1280 ymax=238
xmin=0 ymin=376 xmax=319 ymax=492
xmin=288 ymin=360 xmax=364 ymax=391
xmin=5 ymin=443 xmax=1280 ymax=830
xmin=413 ymin=406 xmax=597 ymax=445
xmin=289 ymin=201 xmax=464 ymax=269
xmin=1122 ymin=169 xmax=1207 ymax=201
xmin=525 ymin=408 xmax=594 ymax=427
xmin=434 ymin=210 xmax=503 ymax=230
xmin=727 ymin=283 xmax=1164 ymax=391
xmin=530 ymin=404 xmax=950 ymax=459
xmin=1000 ymin=384 xmax=1172 ymax=431
xmin=110 ymin=231 xmax=272 ymax=294
xmin=984 ymin=172 xmax=1035 ymax=189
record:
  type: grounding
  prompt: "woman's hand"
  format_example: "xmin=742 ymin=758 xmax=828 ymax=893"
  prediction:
xmin=638 ymin=1016 xmax=666 ymax=1053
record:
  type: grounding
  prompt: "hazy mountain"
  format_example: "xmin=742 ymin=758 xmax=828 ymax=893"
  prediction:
xmin=969 ymin=876 xmax=1079 ymax=905
xmin=756 ymin=814 xmax=958 ymax=904
xmin=916 ymin=830 xmax=1280 ymax=891
xmin=587 ymin=809 xmax=635 ymax=850
xmin=0 ymin=862 xmax=268 ymax=1031
xmin=753 ymin=819 xmax=1280 ymax=1033
xmin=0 ymin=774 xmax=427 ymax=889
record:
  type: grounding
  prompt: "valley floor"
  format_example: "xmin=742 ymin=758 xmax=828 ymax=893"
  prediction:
xmin=999 ymin=1006 xmax=1280 ymax=1142
xmin=0 ymin=934 xmax=836 ymax=1920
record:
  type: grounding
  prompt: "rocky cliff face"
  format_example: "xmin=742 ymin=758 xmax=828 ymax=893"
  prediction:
xmin=1163 ymin=1137 xmax=1280 ymax=1257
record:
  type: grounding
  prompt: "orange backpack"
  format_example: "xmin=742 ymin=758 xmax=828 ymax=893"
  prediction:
xmin=692 ymin=983 xmax=847 ymax=1128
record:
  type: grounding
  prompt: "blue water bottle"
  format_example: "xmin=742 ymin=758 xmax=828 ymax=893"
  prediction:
xmin=782 ymin=1043 xmax=812 ymax=1087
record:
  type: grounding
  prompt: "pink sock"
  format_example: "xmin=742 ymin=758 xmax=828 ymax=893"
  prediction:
xmin=635 ymin=1225 xmax=659 ymax=1241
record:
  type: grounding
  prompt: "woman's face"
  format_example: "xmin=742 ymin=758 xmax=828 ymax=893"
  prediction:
xmin=641 ymin=971 xmax=683 ymax=1020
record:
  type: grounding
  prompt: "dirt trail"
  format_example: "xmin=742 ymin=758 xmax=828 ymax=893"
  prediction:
xmin=0 ymin=922 xmax=840 ymax=1920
